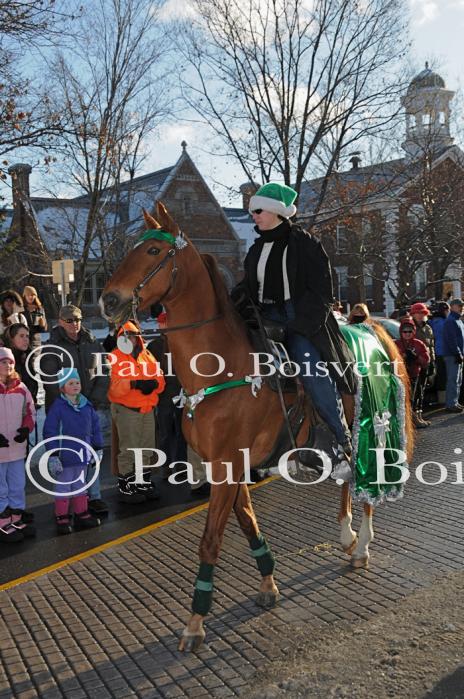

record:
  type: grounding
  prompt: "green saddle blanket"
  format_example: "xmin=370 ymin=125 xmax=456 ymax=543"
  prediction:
xmin=340 ymin=323 xmax=409 ymax=505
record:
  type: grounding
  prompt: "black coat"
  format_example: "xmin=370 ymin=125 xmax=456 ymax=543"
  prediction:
xmin=42 ymin=325 xmax=110 ymax=411
xmin=232 ymin=223 xmax=357 ymax=395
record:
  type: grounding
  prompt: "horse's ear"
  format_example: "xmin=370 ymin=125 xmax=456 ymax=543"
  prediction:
xmin=155 ymin=201 xmax=179 ymax=234
xmin=143 ymin=208 xmax=162 ymax=229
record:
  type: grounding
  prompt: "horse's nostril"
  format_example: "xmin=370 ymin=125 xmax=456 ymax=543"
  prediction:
xmin=103 ymin=292 xmax=120 ymax=313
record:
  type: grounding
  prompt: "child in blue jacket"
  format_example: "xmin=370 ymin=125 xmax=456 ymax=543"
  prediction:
xmin=43 ymin=369 xmax=104 ymax=534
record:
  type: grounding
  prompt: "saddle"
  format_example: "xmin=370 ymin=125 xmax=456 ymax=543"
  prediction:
xmin=247 ymin=325 xmax=297 ymax=394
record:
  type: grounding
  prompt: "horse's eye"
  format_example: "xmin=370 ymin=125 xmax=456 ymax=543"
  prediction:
xmin=147 ymin=247 xmax=160 ymax=256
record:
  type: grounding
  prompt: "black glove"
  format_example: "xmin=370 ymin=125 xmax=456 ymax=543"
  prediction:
xmin=0 ymin=434 xmax=9 ymax=448
xmin=133 ymin=379 xmax=159 ymax=395
xmin=14 ymin=427 xmax=30 ymax=443
xmin=455 ymin=355 xmax=463 ymax=364
xmin=405 ymin=348 xmax=417 ymax=364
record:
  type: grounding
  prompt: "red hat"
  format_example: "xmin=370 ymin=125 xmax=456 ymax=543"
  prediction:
xmin=410 ymin=302 xmax=430 ymax=315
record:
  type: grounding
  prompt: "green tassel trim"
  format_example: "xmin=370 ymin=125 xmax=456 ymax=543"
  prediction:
xmin=250 ymin=534 xmax=275 ymax=577
xmin=192 ymin=563 xmax=214 ymax=616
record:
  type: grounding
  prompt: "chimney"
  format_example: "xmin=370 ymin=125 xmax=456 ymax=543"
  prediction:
xmin=349 ymin=153 xmax=361 ymax=170
xmin=8 ymin=163 xmax=32 ymax=206
xmin=239 ymin=181 xmax=259 ymax=211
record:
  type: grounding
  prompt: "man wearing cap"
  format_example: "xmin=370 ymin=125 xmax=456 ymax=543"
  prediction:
xmin=410 ymin=302 xmax=435 ymax=425
xmin=442 ymin=298 xmax=464 ymax=412
xmin=41 ymin=304 xmax=111 ymax=515
xmin=231 ymin=182 xmax=357 ymax=466
xmin=42 ymin=305 xmax=110 ymax=411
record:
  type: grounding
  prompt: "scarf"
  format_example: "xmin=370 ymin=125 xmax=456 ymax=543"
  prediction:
xmin=256 ymin=220 xmax=291 ymax=305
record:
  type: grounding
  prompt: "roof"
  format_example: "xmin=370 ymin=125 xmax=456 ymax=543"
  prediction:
xmin=408 ymin=66 xmax=446 ymax=94
xmin=298 ymin=147 xmax=457 ymax=221
xmin=223 ymin=207 xmax=257 ymax=251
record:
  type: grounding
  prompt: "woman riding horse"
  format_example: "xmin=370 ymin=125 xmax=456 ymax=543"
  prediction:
xmin=101 ymin=200 xmax=412 ymax=652
xmin=231 ymin=182 xmax=357 ymax=468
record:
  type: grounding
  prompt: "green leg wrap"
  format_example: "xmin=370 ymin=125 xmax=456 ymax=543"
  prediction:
xmin=250 ymin=534 xmax=275 ymax=577
xmin=192 ymin=562 xmax=214 ymax=616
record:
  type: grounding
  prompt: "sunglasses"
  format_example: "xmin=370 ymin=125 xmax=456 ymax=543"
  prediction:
xmin=402 ymin=330 xmax=413 ymax=334
xmin=63 ymin=318 xmax=81 ymax=324
xmin=251 ymin=209 xmax=263 ymax=215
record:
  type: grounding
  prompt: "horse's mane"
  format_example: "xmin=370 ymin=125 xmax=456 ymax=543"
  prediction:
xmin=371 ymin=320 xmax=415 ymax=461
xmin=201 ymin=253 xmax=249 ymax=339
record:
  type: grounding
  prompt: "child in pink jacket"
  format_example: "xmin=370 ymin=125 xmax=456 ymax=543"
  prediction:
xmin=0 ymin=347 xmax=36 ymax=542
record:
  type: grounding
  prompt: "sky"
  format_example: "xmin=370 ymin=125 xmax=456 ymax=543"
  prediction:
xmin=6 ymin=0 xmax=464 ymax=208
xmin=128 ymin=0 xmax=464 ymax=206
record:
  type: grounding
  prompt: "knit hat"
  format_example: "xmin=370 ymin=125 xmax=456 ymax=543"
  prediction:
xmin=410 ymin=302 xmax=430 ymax=315
xmin=449 ymin=298 xmax=464 ymax=307
xmin=399 ymin=316 xmax=416 ymax=335
xmin=57 ymin=368 xmax=81 ymax=388
xmin=0 ymin=347 xmax=15 ymax=364
xmin=249 ymin=182 xmax=298 ymax=218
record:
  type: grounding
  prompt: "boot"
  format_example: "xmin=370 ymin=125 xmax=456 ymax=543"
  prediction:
xmin=56 ymin=514 xmax=73 ymax=536
xmin=0 ymin=509 xmax=24 ymax=543
xmin=9 ymin=508 xmax=36 ymax=537
xmin=413 ymin=411 xmax=427 ymax=429
xmin=55 ymin=498 xmax=72 ymax=535
xmin=74 ymin=511 xmax=101 ymax=530
xmin=418 ymin=411 xmax=431 ymax=426
xmin=135 ymin=470 xmax=160 ymax=501
xmin=73 ymin=494 xmax=101 ymax=529
xmin=118 ymin=473 xmax=146 ymax=504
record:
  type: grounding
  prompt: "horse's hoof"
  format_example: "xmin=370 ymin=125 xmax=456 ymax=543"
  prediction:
xmin=256 ymin=590 xmax=280 ymax=609
xmin=350 ymin=554 xmax=369 ymax=569
xmin=178 ymin=629 xmax=206 ymax=652
xmin=342 ymin=535 xmax=358 ymax=556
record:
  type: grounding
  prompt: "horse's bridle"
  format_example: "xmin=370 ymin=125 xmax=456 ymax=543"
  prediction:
xmin=128 ymin=237 xmax=221 ymax=333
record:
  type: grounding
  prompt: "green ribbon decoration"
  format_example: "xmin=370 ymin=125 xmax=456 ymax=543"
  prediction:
xmin=139 ymin=228 xmax=176 ymax=245
xmin=340 ymin=323 xmax=408 ymax=505
xmin=202 ymin=378 xmax=251 ymax=396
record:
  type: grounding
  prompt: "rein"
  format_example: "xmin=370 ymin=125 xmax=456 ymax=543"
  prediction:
xmin=129 ymin=229 xmax=223 ymax=332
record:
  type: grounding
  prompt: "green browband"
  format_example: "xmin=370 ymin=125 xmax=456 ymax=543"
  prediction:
xmin=139 ymin=228 xmax=176 ymax=245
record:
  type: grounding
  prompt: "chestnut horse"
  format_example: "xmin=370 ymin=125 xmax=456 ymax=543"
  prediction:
xmin=101 ymin=202 xmax=413 ymax=651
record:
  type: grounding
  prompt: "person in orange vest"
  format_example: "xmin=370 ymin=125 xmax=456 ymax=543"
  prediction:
xmin=108 ymin=322 xmax=165 ymax=502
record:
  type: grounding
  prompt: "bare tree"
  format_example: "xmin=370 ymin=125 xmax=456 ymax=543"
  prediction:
xmin=178 ymin=0 xmax=409 ymax=218
xmin=42 ymin=0 xmax=171 ymax=305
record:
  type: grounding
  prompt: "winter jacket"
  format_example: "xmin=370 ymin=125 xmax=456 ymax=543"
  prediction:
xmin=231 ymin=221 xmax=357 ymax=395
xmin=442 ymin=311 xmax=464 ymax=358
xmin=395 ymin=321 xmax=430 ymax=379
xmin=413 ymin=321 xmax=435 ymax=364
xmin=0 ymin=378 xmax=36 ymax=463
xmin=9 ymin=347 xmax=39 ymax=405
xmin=41 ymin=325 xmax=110 ymax=411
xmin=108 ymin=322 xmax=165 ymax=413
xmin=429 ymin=316 xmax=447 ymax=357
xmin=147 ymin=334 xmax=181 ymax=404
xmin=43 ymin=394 xmax=103 ymax=468
xmin=22 ymin=307 xmax=47 ymax=348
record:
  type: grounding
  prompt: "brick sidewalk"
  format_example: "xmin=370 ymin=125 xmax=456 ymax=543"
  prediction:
xmin=1 ymin=412 xmax=463 ymax=698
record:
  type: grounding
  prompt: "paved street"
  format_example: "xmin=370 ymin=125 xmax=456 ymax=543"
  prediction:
xmin=1 ymin=408 xmax=464 ymax=698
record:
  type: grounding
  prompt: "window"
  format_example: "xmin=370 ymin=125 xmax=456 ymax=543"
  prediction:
xmin=96 ymin=272 xmax=106 ymax=301
xmin=414 ymin=264 xmax=427 ymax=298
xmin=422 ymin=113 xmax=431 ymax=126
xmin=336 ymin=225 xmax=349 ymax=253
xmin=408 ymin=114 xmax=416 ymax=129
xmin=363 ymin=263 xmax=374 ymax=301
xmin=439 ymin=111 xmax=446 ymax=125
xmin=183 ymin=196 xmax=193 ymax=215
xmin=335 ymin=266 xmax=349 ymax=302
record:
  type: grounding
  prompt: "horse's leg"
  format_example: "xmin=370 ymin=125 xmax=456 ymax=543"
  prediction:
xmin=233 ymin=482 xmax=279 ymax=609
xmin=350 ymin=503 xmax=374 ymax=569
xmin=179 ymin=469 xmax=240 ymax=652
xmin=338 ymin=482 xmax=357 ymax=555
